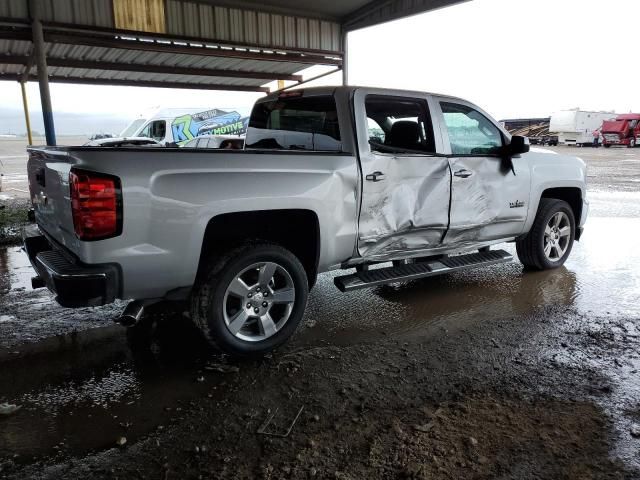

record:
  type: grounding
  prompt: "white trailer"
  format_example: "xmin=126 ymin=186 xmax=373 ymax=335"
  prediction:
xmin=549 ymin=109 xmax=617 ymax=146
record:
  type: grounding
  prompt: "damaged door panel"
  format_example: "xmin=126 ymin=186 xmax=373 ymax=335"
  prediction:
xmin=354 ymin=91 xmax=451 ymax=261
xmin=436 ymin=100 xmax=531 ymax=245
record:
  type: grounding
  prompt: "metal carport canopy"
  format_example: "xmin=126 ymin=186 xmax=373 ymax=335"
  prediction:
xmin=0 ymin=0 xmax=468 ymax=144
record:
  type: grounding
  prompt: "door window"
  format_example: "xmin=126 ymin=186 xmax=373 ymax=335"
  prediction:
xmin=140 ymin=120 xmax=166 ymax=141
xmin=441 ymin=102 xmax=502 ymax=155
xmin=365 ymin=95 xmax=436 ymax=154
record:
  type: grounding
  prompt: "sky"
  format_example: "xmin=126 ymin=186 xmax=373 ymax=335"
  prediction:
xmin=0 ymin=0 xmax=639 ymax=135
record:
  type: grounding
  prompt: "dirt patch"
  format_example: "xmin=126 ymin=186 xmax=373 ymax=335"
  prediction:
xmin=2 ymin=305 xmax=636 ymax=480
xmin=284 ymin=396 xmax=619 ymax=480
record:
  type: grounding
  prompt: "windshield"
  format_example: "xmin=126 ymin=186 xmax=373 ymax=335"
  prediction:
xmin=245 ymin=94 xmax=341 ymax=151
xmin=120 ymin=118 xmax=146 ymax=137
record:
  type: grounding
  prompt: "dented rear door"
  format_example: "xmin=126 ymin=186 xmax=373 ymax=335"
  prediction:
xmin=354 ymin=89 xmax=451 ymax=261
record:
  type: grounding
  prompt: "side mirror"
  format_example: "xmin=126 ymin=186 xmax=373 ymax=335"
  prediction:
xmin=508 ymin=135 xmax=530 ymax=156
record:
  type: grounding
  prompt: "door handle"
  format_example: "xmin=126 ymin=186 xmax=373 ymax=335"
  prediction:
xmin=366 ymin=171 xmax=385 ymax=182
xmin=453 ymin=169 xmax=473 ymax=178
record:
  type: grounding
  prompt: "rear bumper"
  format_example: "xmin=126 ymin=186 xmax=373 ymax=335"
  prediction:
xmin=22 ymin=225 xmax=120 ymax=308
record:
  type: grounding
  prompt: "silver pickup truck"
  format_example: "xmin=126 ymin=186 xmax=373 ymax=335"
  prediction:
xmin=24 ymin=86 xmax=588 ymax=356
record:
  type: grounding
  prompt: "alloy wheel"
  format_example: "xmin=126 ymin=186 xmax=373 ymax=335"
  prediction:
xmin=222 ymin=262 xmax=295 ymax=342
xmin=543 ymin=212 xmax=571 ymax=261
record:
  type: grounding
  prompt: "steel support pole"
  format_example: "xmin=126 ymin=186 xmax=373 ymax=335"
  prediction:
xmin=29 ymin=0 xmax=56 ymax=145
xmin=342 ymin=30 xmax=349 ymax=86
xmin=20 ymin=82 xmax=33 ymax=145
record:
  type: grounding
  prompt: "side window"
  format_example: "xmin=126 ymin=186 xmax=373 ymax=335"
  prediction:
xmin=441 ymin=102 xmax=503 ymax=155
xmin=150 ymin=121 xmax=166 ymax=141
xmin=367 ymin=118 xmax=385 ymax=144
xmin=139 ymin=121 xmax=166 ymax=141
xmin=246 ymin=94 xmax=341 ymax=151
xmin=365 ymin=95 xmax=435 ymax=154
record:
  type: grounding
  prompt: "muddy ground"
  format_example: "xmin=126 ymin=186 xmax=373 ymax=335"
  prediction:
xmin=0 ymin=144 xmax=639 ymax=479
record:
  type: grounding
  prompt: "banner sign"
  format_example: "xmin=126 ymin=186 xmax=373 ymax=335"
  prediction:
xmin=171 ymin=108 xmax=249 ymax=145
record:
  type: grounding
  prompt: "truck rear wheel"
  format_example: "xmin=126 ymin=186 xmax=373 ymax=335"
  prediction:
xmin=516 ymin=199 xmax=575 ymax=270
xmin=190 ymin=243 xmax=309 ymax=357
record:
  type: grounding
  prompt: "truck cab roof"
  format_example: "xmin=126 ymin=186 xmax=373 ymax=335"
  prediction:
xmin=258 ymin=86 xmax=468 ymax=104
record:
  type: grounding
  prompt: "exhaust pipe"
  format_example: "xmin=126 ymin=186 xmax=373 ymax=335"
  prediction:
xmin=115 ymin=300 xmax=145 ymax=327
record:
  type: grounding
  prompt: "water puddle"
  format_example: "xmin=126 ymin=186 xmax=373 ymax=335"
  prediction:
xmin=0 ymin=320 xmax=232 ymax=459
xmin=0 ymin=246 xmax=36 ymax=294
xmin=298 ymin=212 xmax=640 ymax=345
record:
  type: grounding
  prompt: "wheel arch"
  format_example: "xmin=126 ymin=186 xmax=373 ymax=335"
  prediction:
xmin=540 ymin=187 xmax=582 ymax=225
xmin=197 ymin=209 xmax=320 ymax=289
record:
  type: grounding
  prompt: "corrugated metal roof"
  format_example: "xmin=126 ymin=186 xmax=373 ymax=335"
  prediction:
xmin=165 ymin=1 xmax=341 ymax=52
xmin=0 ymin=0 xmax=468 ymax=34
xmin=0 ymin=39 xmax=31 ymax=56
xmin=343 ymin=0 xmax=469 ymax=31
xmin=0 ymin=62 xmax=22 ymax=75
xmin=0 ymin=0 xmax=29 ymax=19
xmin=40 ymin=42 xmax=310 ymax=75
xmin=1 ymin=0 xmax=343 ymax=53
xmin=40 ymin=0 xmax=114 ymax=27
xmin=45 ymin=65 xmax=269 ymax=87
xmin=0 ymin=0 xmax=466 ymax=92
xmin=0 ymin=20 xmax=338 ymax=92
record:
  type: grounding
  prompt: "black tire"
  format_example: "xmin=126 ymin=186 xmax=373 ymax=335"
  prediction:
xmin=629 ymin=138 xmax=636 ymax=148
xmin=190 ymin=243 xmax=309 ymax=357
xmin=604 ymin=144 xmax=611 ymax=148
xmin=516 ymin=198 xmax=576 ymax=270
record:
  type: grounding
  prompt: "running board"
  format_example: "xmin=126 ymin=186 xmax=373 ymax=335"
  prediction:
xmin=334 ymin=250 xmax=513 ymax=292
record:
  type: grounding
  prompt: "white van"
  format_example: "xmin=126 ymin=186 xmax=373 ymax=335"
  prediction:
xmin=121 ymin=107 xmax=249 ymax=146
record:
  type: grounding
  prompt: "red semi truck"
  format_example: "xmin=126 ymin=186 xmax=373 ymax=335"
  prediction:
xmin=601 ymin=114 xmax=640 ymax=148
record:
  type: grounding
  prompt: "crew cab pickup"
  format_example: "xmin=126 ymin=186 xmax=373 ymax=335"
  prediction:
xmin=24 ymin=86 xmax=588 ymax=356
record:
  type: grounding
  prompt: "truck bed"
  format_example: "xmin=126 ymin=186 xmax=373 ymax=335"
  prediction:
xmin=27 ymin=146 xmax=359 ymax=300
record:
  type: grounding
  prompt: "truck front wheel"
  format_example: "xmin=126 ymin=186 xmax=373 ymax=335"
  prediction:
xmin=516 ymin=199 xmax=575 ymax=270
xmin=629 ymin=138 xmax=636 ymax=148
xmin=190 ymin=243 xmax=309 ymax=357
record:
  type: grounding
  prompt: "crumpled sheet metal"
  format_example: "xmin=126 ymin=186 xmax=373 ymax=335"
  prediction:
xmin=358 ymin=158 xmax=450 ymax=258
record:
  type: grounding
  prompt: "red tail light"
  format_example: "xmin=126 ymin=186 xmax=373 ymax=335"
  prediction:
xmin=70 ymin=169 xmax=122 ymax=241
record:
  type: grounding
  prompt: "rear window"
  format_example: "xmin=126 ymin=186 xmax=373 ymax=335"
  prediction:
xmin=245 ymin=94 xmax=341 ymax=151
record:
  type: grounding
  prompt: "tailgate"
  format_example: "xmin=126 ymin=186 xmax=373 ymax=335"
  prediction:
xmin=27 ymin=147 xmax=79 ymax=252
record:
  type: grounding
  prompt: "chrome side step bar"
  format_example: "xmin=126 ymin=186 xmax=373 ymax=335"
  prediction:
xmin=334 ymin=249 xmax=513 ymax=292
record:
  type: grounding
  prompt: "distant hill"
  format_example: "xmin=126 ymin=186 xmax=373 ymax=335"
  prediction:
xmin=0 ymin=108 xmax=131 ymax=136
